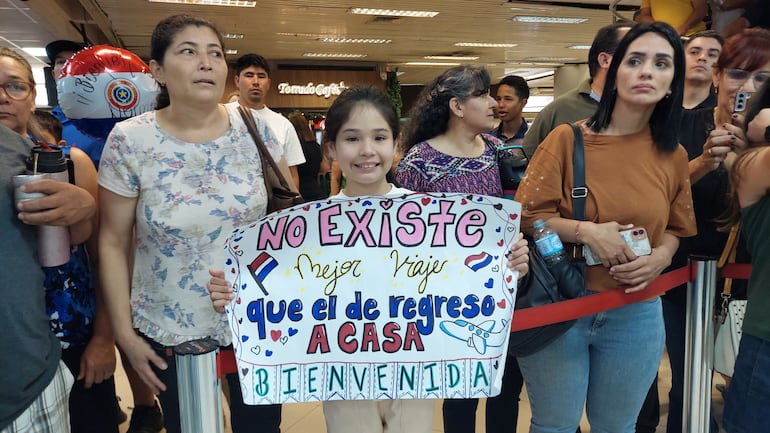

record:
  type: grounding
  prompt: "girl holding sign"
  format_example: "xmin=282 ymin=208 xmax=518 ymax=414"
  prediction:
xmin=208 ymin=85 xmax=531 ymax=433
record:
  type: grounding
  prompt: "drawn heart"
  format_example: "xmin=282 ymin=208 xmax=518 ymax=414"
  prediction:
xmin=233 ymin=245 xmax=239 ymax=250
xmin=280 ymin=336 xmax=288 ymax=345
xmin=236 ymin=250 xmax=243 ymax=256
xmin=506 ymin=275 xmax=513 ymax=284
xmin=497 ymin=239 xmax=504 ymax=247
xmin=380 ymin=199 xmax=393 ymax=210
xmin=347 ymin=202 xmax=353 ymax=206
xmin=510 ymin=213 xmax=519 ymax=220
xmin=288 ymin=327 xmax=298 ymax=336
xmin=461 ymin=198 xmax=468 ymax=205
xmin=236 ymin=297 xmax=241 ymax=304
xmin=238 ymin=318 xmax=243 ymax=324
xmin=476 ymin=197 xmax=484 ymax=202
xmin=265 ymin=350 xmax=273 ymax=357
xmin=241 ymin=335 xmax=249 ymax=342
xmin=497 ymin=299 xmax=506 ymax=308
xmin=233 ymin=236 xmax=243 ymax=242
xmin=270 ymin=330 xmax=282 ymax=342
xmin=493 ymin=203 xmax=503 ymax=210
xmin=491 ymin=265 xmax=500 ymax=272
xmin=421 ymin=197 xmax=431 ymax=206
xmin=495 ymin=227 xmax=501 ymax=233
xmin=315 ymin=202 xmax=322 ymax=208
xmin=241 ymin=368 xmax=249 ymax=376
xmin=226 ymin=258 xmax=232 ymax=265
xmin=241 ymin=283 xmax=247 ymax=290
xmin=507 ymin=226 xmax=515 ymax=232
xmin=231 ymin=268 xmax=236 ymax=274
xmin=493 ymin=360 xmax=499 ymax=369
xmin=303 ymin=205 xmax=310 ymax=211
xmin=362 ymin=200 xmax=372 ymax=206
xmin=250 ymin=346 xmax=261 ymax=356
xmin=484 ymin=278 xmax=494 ymax=289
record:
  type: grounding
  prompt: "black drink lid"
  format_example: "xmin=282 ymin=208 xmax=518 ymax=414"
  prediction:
xmin=26 ymin=146 xmax=67 ymax=174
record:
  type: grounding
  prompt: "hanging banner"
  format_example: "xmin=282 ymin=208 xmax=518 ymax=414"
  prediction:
xmin=224 ymin=192 xmax=521 ymax=405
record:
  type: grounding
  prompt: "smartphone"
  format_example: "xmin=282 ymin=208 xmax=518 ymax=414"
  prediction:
xmin=583 ymin=227 xmax=652 ymax=266
xmin=734 ymin=91 xmax=750 ymax=113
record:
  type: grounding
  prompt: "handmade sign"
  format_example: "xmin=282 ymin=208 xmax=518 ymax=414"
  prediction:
xmin=224 ymin=192 xmax=521 ymax=405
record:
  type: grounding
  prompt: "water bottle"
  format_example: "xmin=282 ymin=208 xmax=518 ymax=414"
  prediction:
xmin=25 ymin=145 xmax=71 ymax=267
xmin=533 ymin=219 xmax=567 ymax=266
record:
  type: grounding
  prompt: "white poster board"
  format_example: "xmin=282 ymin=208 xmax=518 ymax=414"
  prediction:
xmin=224 ymin=192 xmax=521 ymax=404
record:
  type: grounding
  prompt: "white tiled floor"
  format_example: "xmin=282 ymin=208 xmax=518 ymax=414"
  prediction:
xmin=115 ymin=350 xmax=727 ymax=433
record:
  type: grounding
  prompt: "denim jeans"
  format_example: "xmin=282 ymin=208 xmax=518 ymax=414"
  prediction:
xmin=723 ymin=333 xmax=770 ymax=433
xmin=518 ymin=298 xmax=665 ymax=433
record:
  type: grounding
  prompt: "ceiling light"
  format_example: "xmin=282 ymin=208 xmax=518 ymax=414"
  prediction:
xmin=454 ymin=42 xmax=518 ymax=48
xmin=405 ymin=62 xmax=462 ymax=66
xmin=424 ymin=55 xmax=479 ymax=61
xmin=303 ymin=53 xmax=367 ymax=58
xmin=348 ymin=8 xmax=439 ymax=18
xmin=148 ymin=0 xmax=255 ymax=5
xmin=319 ymin=38 xmax=391 ymax=44
xmin=522 ymin=71 xmax=555 ymax=81
xmin=225 ymin=49 xmax=238 ymax=55
xmin=224 ymin=33 xmax=244 ymax=39
xmin=22 ymin=47 xmax=47 ymax=57
xmin=568 ymin=44 xmax=591 ymax=50
xmin=525 ymin=57 xmax=578 ymax=62
xmin=512 ymin=15 xmax=587 ymax=24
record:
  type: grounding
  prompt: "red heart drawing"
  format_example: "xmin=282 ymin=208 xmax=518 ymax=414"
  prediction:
xmin=461 ymin=198 xmax=468 ymax=205
xmin=303 ymin=205 xmax=310 ymax=211
xmin=230 ymin=268 xmax=236 ymax=274
xmin=506 ymin=275 xmax=513 ymax=283
xmin=236 ymin=297 xmax=241 ymax=304
xmin=497 ymin=239 xmax=504 ymax=247
xmin=497 ymin=299 xmax=506 ymax=308
xmin=510 ymin=213 xmax=519 ymax=220
xmin=270 ymin=330 xmax=282 ymax=342
xmin=421 ymin=197 xmax=431 ymax=206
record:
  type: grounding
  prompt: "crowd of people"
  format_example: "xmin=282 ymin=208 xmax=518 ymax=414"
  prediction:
xmin=2 ymin=8 xmax=769 ymax=433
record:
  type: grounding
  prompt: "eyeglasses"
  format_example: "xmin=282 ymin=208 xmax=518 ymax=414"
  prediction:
xmin=0 ymin=81 xmax=33 ymax=101
xmin=723 ymin=68 xmax=770 ymax=87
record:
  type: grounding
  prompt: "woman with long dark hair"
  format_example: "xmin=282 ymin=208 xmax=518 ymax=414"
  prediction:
xmin=515 ymin=22 xmax=696 ymax=432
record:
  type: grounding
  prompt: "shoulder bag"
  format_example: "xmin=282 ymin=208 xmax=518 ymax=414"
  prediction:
xmin=238 ymin=105 xmax=304 ymax=213
xmin=508 ymin=123 xmax=588 ymax=357
xmin=714 ymin=223 xmax=745 ymax=377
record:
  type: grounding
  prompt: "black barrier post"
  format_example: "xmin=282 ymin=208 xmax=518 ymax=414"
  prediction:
xmin=683 ymin=256 xmax=717 ymax=433
xmin=175 ymin=337 xmax=224 ymax=433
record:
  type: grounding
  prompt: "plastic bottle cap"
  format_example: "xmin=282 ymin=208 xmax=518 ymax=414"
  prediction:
xmin=533 ymin=219 xmax=545 ymax=229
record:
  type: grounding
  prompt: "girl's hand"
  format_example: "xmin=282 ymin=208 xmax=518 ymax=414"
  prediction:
xmin=507 ymin=233 xmax=529 ymax=279
xmin=580 ymin=221 xmax=636 ymax=267
xmin=207 ymin=269 xmax=235 ymax=313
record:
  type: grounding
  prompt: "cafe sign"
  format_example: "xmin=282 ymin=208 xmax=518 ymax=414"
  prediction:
xmin=277 ymin=81 xmax=348 ymax=98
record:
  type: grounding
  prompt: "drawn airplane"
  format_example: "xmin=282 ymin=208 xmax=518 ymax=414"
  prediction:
xmin=439 ymin=319 xmax=509 ymax=355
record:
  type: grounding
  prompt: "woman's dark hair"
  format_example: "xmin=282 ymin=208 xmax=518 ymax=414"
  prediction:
xmin=150 ymin=14 xmax=224 ymax=109
xmin=745 ymin=77 xmax=770 ymax=134
xmin=402 ymin=65 xmax=491 ymax=152
xmin=715 ymin=28 xmax=770 ymax=72
xmin=287 ymin=112 xmax=316 ymax=142
xmin=322 ymin=85 xmax=399 ymax=146
xmin=587 ymin=22 xmax=685 ymax=152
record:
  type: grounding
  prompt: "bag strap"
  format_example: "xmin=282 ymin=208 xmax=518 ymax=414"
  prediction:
xmin=717 ymin=223 xmax=741 ymax=315
xmin=237 ymin=105 xmax=294 ymax=192
xmin=570 ymin=123 xmax=586 ymax=222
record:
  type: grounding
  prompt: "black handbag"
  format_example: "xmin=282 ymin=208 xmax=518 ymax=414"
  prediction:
xmin=497 ymin=144 xmax=529 ymax=192
xmin=238 ymin=105 xmax=304 ymax=212
xmin=508 ymin=123 xmax=588 ymax=357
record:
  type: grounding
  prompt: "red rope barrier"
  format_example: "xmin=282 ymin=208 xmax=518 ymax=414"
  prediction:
xmin=509 ymin=265 xmax=693 ymax=331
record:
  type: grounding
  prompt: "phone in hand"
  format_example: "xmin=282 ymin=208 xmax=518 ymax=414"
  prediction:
xmin=583 ymin=227 xmax=652 ymax=266
xmin=734 ymin=91 xmax=750 ymax=113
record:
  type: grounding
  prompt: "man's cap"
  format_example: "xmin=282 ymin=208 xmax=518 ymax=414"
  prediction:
xmin=45 ymin=40 xmax=85 ymax=64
